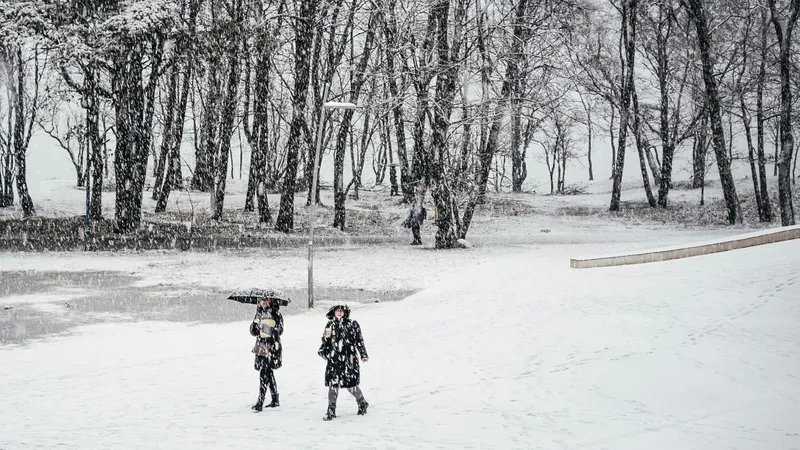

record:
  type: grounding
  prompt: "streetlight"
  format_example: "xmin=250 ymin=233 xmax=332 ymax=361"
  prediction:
xmin=308 ymin=100 xmax=358 ymax=309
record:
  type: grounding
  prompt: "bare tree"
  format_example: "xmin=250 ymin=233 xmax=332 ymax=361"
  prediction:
xmin=156 ymin=0 xmax=201 ymax=214
xmin=332 ymin=11 xmax=379 ymax=230
xmin=38 ymin=98 xmax=87 ymax=187
xmin=609 ymin=0 xmax=638 ymax=212
xmin=0 ymin=40 xmax=46 ymax=217
xmin=681 ymin=0 xmax=742 ymax=224
xmin=210 ymin=0 xmax=244 ymax=221
xmin=766 ymin=0 xmax=799 ymax=225
xmin=275 ymin=0 xmax=317 ymax=232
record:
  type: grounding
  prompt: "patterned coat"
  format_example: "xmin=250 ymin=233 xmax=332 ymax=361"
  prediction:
xmin=317 ymin=305 xmax=368 ymax=388
xmin=250 ymin=306 xmax=284 ymax=370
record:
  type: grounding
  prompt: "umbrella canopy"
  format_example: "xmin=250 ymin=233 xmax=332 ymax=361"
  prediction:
xmin=228 ymin=288 xmax=291 ymax=306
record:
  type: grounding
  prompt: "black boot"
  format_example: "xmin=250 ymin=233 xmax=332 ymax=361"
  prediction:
xmin=266 ymin=393 xmax=280 ymax=408
xmin=323 ymin=407 xmax=336 ymax=421
xmin=357 ymin=400 xmax=369 ymax=415
xmin=251 ymin=402 xmax=263 ymax=412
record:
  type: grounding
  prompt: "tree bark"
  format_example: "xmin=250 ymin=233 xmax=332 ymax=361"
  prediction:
xmin=692 ymin=102 xmax=708 ymax=189
xmin=683 ymin=0 xmax=742 ymax=223
xmin=87 ymin=77 xmax=103 ymax=221
xmin=153 ymin=52 xmax=179 ymax=201
xmin=737 ymin=28 xmax=764 ymax=219
xmin=211 ymin=1 xmax=243 ymax=221
xmin=332 ymin=13 xmax=378 ymax=230
xmin=243 ymin=8 xmax=275 ymax=224
xmin=428 ymin=0 xmax=467 ymax=248
xmin=275 ymin=0 xmax=316 ymax=232
xmin=610 ymin=0 xmax=638 ymax=212
xmin=113 ymin=45 xmax=149 ymax=233
xmin=609 ymin=107 xmax=617 ymax=180
xmin=191 ymin=66 xmax=218 ymax=193
xmin=582 ymin=97 xmax=594 ymax=182
xmin=380 ymin=0 xmax=413 ymax=203
xmin=10 ymin=47 xmax=35 ymax=217
xmin=156 ymin=56 xmax=194 ymax=213
xmin=510 ymin=100 xmax=526 ymax=190
xmin=631 ymin=86 xmax=657 ymax=207
xmin=767 ymin=0 xmax=799 ymax=225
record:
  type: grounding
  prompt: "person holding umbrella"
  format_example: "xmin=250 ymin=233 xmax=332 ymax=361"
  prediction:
xmin=318 ymin=304 xmax=369 ymax=421
xmin=249 ymin=296 xmax=284 ymax=411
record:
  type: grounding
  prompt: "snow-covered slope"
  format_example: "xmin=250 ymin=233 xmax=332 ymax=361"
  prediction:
xmin=1 ymin=240 xmax=798 ymax=449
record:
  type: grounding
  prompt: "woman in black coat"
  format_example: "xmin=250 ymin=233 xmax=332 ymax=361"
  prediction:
xmin=317 ymin=304 xmax=369 ymax=421
xmin=249 ymin=297 xmax=283 ymax=411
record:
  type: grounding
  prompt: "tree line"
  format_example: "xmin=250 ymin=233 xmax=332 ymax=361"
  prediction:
xmin=0 ymin=0 xmax=798 ymax=248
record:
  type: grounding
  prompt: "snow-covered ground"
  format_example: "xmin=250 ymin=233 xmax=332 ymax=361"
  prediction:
xmin=1 ymin=234 xmax=798 ymax=449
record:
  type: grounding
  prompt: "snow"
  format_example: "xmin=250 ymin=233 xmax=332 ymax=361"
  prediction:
xmin=1 ymin=236 xmax=799 ymax=449
xmin=1 ymin=292 xmax=85 ymax=305
xmin=573 ymin=224 xmax=800 ymax=260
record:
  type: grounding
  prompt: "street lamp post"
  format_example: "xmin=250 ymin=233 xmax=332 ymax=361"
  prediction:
xmin=308 ymin=100 xmax=357 ymax=309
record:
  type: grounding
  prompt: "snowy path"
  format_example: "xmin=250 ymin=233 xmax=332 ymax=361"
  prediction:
xmin=1 ymin=242 xmax=799 ymax=449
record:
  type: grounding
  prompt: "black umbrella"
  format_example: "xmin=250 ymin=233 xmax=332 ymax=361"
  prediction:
xmin=228 ymin=288 xmax=291 ymax=306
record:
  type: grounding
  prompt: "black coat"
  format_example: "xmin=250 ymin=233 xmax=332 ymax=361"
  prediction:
xmin=317 ymin=305 xmax=368 ymax=388
xmin=403 ymin=206 xmax=427 ymax=228
xmin=250 ymin=306 xmax=284 ymax=370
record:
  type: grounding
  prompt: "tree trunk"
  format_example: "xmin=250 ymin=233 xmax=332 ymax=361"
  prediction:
xmin=113 ymin=45 xmax=152 ymax=233
xmin=610 ymin=0 xmax=638 ymax=212
xmin=631 ymin=86 xmax=657 ymax=207
xmin=243 ymin=31 xmax=273 ymax=223
xmin=683 ymin=0 xmax=742 ymax=224
xmin=349 ymin=93 xmax=375 ymax=199
xmin=755 ymin=10 xmax=772 ymax=222
xmin=211 ymin=5 xmax=243 ymax=221
xmin=462 ymin=0 xmax=525 ymax=235
xmin=692 ymin=105 xmax=708 ymax=188
xmin=254 ymin=63 xmax=272 ymax=224
xmin=429 ymin=0 xmax=467 ymax=248
xmin=156 ymin=58 xmax=193 ymax=213
xmin=652 ymin=1 xmax=674 ymax=209
xmin=87 ymin=79 xmax=103 ymax=221
xmin=645 ymin=146 xmax=662 ymax=187
xmin=10 ymin=48 xmax=35 ymax=217
xmin=153 ymin=53 xmax=179 ymax=201
xmin=742 ymin=102 xmax=764 ymax=214
xmin=657 ymin=140 xmax=676 ymax=207
xmin=767 ymin=0 xmax=799 ymax=226
xmin=586 ymin=103 xmax=594 ymax=182
xmin=191 ymin=65 xmax=218 ymax=193
xmin=511 ymin=101 xmax=526 ymax=190
xmin=774 ymin=121 xmax=780 ymax=177
xmin=333 ymin=13 xmax=378 ymax=230
xmin=386 ymin=116 xmax=399 ymax=195
xmin=381 ymin=0 xmax=413 ymax=204
xmin=609 ymin=107 xmax=617 ymax=180
xmin=275 ymin=0 xmax=315 ymax=232
xmin=244 ymin=52 xmax=258 ymax=214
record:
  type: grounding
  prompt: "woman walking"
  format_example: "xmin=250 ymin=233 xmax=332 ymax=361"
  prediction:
xmin=249 ymin=297 xmax=283 ymax=411
xmin=318 ymin=304 xmax=369 ymax=421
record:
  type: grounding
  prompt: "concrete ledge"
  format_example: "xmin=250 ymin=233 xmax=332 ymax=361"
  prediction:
xmin=570 ymin=225 xmax=800 ymax=269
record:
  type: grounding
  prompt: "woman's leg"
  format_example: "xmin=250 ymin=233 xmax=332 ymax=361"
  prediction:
xmin=346 ymin=386 xmax=365 ymax=403
xmin=347 ymin=387 xmax=369 ymax=415
xmin=252 ymin=360 xmax=269 ymax=411
xmin=324 ymin=385 xmax=339 ymax=420
xmin=257 ymin=366 xmax=269 ymax=404
xmin=266 ymin=367 xmax=279 ymax=407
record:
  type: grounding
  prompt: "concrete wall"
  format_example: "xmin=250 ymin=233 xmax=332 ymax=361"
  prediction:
xmin=570 ymin=225 xmax=800 ymax=269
